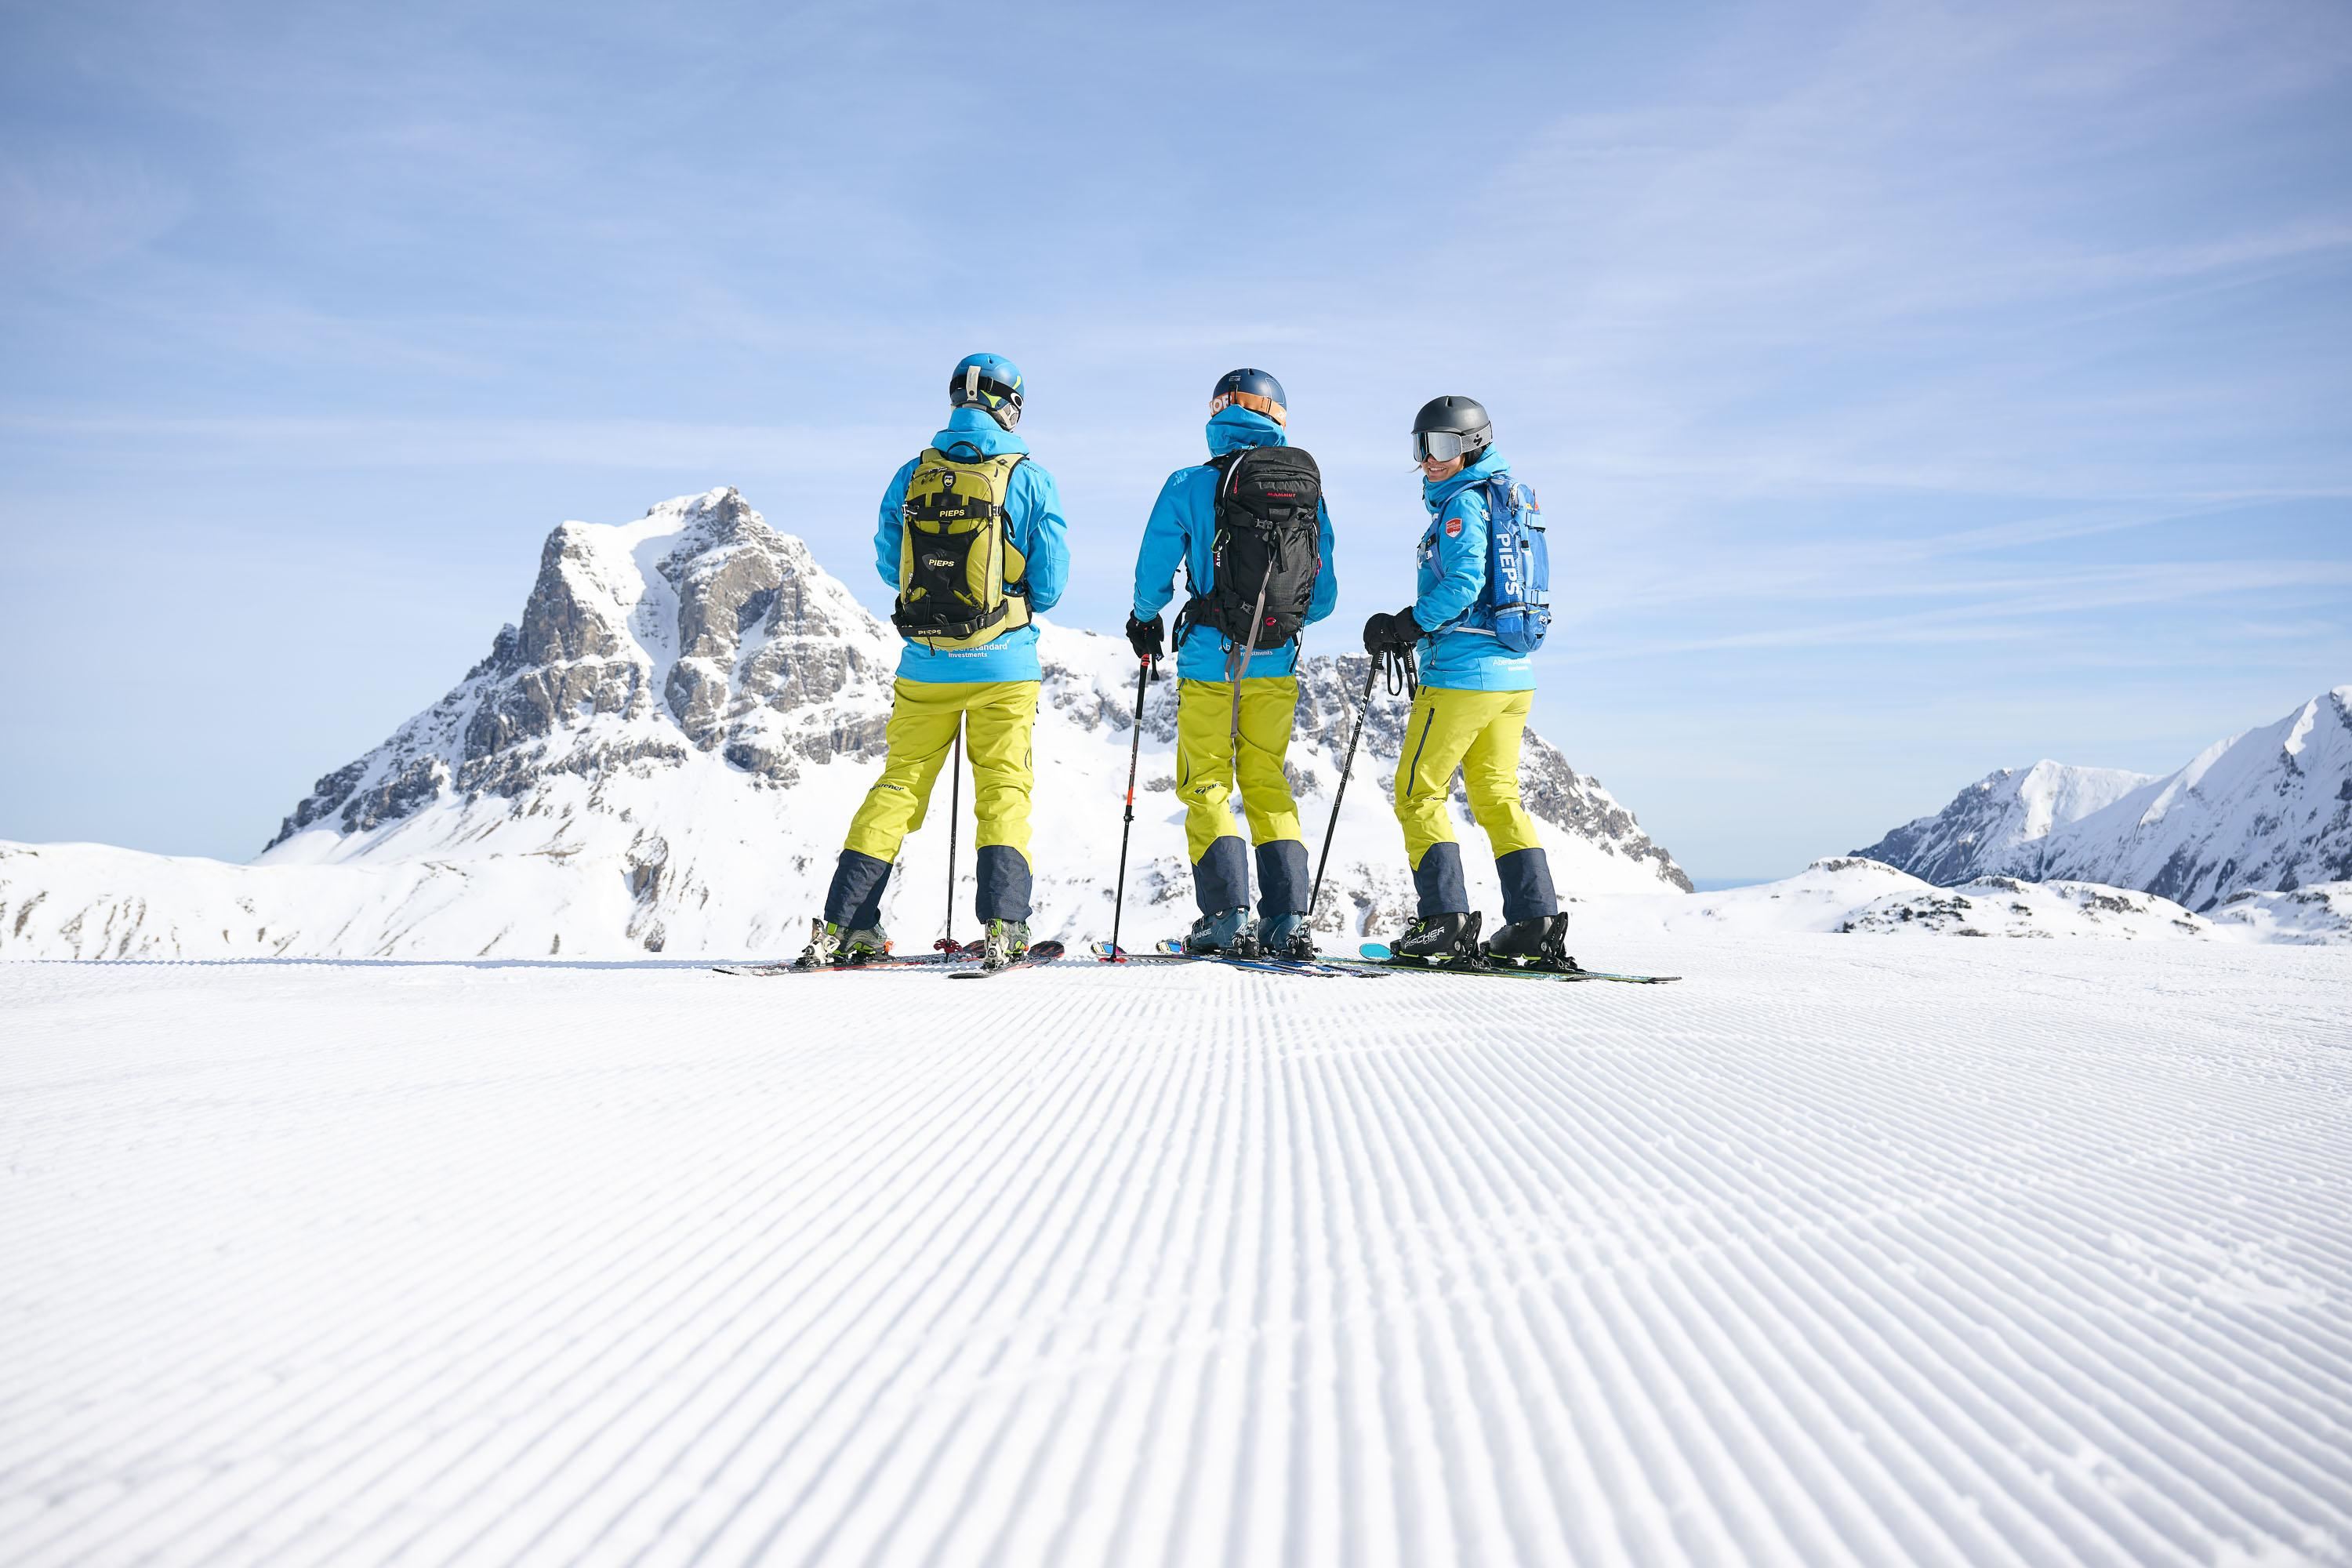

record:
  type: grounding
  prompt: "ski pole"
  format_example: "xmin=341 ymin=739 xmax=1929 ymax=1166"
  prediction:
xmin=1107 ymin=656 xmax=1152 ymax=960
xmin=1307 ymin=656 xmax=1381 ymax=935
xmin=937 ymin=728 xmax=962 ymax=953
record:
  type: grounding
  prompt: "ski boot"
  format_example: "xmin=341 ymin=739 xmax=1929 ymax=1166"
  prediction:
xmin=981 ymin=917 xmax=1030 ymax=971
xmin=1483 ymin=913 xmax=1578 ymax=972
xmin=1254 ymin=911 xmax=1316 ymax=961
xmin=793 ymin=920 xmax=888 ymax=969
xmin=1183 ymin=906 xmax=1253 ymax=956
xmin=1390 ymin=910 xmax=1484 ymax=966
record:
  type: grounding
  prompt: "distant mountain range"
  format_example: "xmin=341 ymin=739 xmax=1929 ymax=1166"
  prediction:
xmin=1856 ymin=688 xmax=2352 ymax=910
xmin=0 ymin=488 xmax=1689 ymax=960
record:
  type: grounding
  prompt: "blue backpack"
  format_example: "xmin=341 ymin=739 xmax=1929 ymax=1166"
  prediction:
xmin=1476 ymin=474 xmax=1552 ymax=655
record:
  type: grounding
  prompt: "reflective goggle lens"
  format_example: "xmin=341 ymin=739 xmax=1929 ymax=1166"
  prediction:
xmin=1413 ymin=430 xmax=1470 ymax=463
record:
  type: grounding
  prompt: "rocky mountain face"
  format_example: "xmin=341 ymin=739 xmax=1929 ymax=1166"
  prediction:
xmin=3 ymin=489 xmax=1688 ymax=960
xmin=268 ymin=488 xmax=896 ymax=850
xmin=1857 ymin=689 xmax=2352 ymax=910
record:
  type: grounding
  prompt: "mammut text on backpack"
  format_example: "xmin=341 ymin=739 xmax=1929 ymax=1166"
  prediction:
xmin=1180 ymin=445 xmax=1323 ymax=657
xmin=892 ymin=448 xmax=1032 ymax=650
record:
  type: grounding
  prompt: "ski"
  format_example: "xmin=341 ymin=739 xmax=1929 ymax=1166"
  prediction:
xmin=948 ymin=939 xmax=1067 ymax=979
xmin=1083 ymin=939 xmax=1378 ymax=978
xmin=1341 ymin=942 xmax=1680 ymax=985
xmin=713 ymin=942 xmax=980 ymax=977
xmin=1149 ymin=936 xmax=1385 ymax=978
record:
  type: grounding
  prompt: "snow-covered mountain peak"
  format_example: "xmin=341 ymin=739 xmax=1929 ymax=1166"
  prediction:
xmin=1854 ymin=760 xmax=2154 ymax=884
xmin=1860 ymin=687 xmax=2352 ymax=909
xmin=263 ymin=489 xmax=906 ymax=866
xmin=2013 ymin=759 xmax=2158 ymax=838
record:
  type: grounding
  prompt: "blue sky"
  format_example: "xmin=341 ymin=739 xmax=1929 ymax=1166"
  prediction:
xmin=3 ymin=0 xmax=2348 ymax=880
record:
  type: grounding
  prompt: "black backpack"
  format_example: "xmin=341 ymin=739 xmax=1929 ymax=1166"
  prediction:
xmin=1178 ymin=444 xmax=1324 ymax=662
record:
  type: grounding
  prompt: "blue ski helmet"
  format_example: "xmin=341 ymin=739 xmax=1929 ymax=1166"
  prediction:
xmin=949 ymin=352 xmax=1024 ymax=429
xmin=1210 ymin=367 xmax=1287 ymax=426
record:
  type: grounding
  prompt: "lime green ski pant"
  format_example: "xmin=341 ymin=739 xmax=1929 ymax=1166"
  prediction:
xmin=1392 ymin=685 xmax=1558 ymax=921
xmin=1175 ymin=677 xmax=1311 ymax=916
xmin=825 ymin=677 xmax=1037 ymax=929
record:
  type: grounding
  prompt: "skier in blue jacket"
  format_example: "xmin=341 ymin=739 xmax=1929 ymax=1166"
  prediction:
xmin=1127 ymin=369 xmax=1338 ymax=956
xmin=804 ymin=353 xmax=1071 ymax=971
xmin=1361 ymin=395 xmax=1566 ymax=964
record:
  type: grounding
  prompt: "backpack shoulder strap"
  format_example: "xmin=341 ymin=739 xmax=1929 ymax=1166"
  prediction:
xmin=989 ymin=452 xmax=1029 ymax=592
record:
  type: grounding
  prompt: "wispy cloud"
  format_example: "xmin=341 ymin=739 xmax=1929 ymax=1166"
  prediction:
xmin=0 ymin=412 xmax=914 ymax=471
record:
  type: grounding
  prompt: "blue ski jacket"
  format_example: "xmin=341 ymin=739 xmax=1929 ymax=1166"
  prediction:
xmin=1412 ymin=446 xmax=1534 ymax=691
xmin=875 ymin=406 xmax=1071 ymax=684
xmin=1131 ymin=405 xmax=1338 ymax=681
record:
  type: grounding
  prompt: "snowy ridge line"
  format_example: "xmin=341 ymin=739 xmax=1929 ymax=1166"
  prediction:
xmin=4 ymin=945 xmax=2350 ymax=1566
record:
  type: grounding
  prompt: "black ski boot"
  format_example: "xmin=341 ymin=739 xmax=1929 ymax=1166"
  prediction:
xmin=1483 ymin=913 xmax=1578 ymax=971
xmin=1391 ymin=910 xmax=1483 ymax=964
xmin=1254 ymin=912 xmax=1315 ymax=961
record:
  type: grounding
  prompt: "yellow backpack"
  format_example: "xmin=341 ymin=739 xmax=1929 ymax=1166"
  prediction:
xmin=891 ymin=448 xmax=1032 ymax=651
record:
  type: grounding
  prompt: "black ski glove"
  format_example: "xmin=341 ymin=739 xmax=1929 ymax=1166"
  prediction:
xmin=1362 ymin=606 xmax=1422 ymax=655
xmin=1125 ymin=612 xmax=1163 ymax=662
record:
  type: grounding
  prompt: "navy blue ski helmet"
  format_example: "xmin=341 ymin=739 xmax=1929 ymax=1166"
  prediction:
xmin=1210 ymin=368 xmax=1287 ymax=426
xmin=949 ymin=352 xmax=1024 ymax=429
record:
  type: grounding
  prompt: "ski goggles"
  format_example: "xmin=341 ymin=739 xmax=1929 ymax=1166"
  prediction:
xmin=1210 ymin=390 xmax=1287 ymax=426
xmin=1412 ymin=428 xmax=1485 ymax=463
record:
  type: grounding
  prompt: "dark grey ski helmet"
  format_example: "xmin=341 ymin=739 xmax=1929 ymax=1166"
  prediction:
xmin=1411 ymin=395 xmax=1492 ymax=463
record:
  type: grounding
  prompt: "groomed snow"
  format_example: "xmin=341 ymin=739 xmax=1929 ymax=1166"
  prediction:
xmin=4 ymin=938 xmax=2348 ymax=1566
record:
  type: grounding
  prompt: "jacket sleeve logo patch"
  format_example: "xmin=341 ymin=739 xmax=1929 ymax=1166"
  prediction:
xmin=1444 ymin=515 xmax=1464 ymax=539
